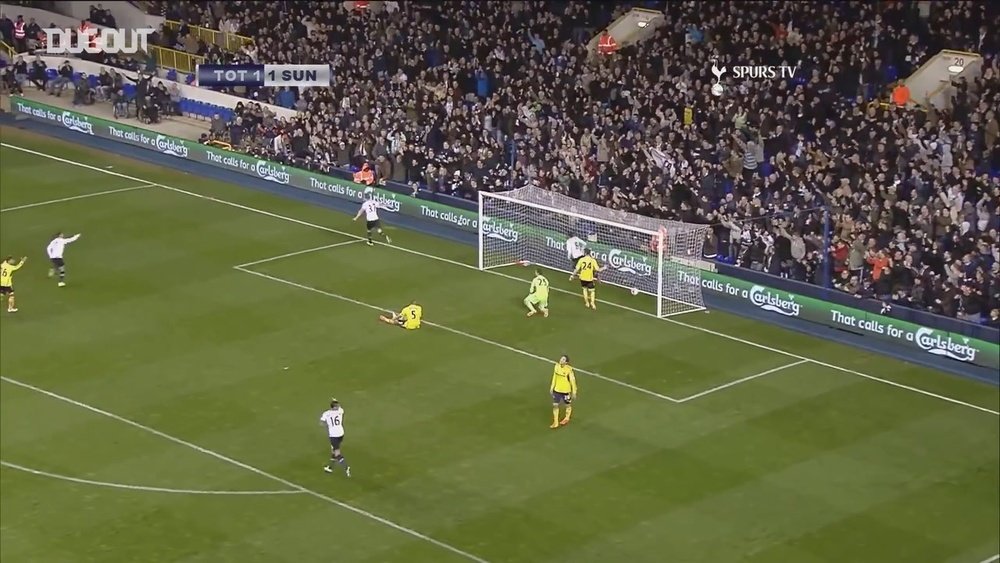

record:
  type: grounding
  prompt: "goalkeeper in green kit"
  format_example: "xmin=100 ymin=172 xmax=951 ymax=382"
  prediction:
xmin=524 ymin=269 xmax=550 ymax=318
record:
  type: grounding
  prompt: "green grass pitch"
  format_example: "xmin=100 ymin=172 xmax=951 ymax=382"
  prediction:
xmin=1 ymin=126 xmax=998 ymax=563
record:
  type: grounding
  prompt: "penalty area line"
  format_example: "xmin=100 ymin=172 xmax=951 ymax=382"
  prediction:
xmin=673 ymin=360 xmax=810 ymax=403
xmin=233 ymin=265 xmax=681 ymax=404
xmin=234 ymin=239 xmax=363 ymax=269
xmin=1 ymin=461 xmax=305 ymax=496
xmin=0 ymin=183 xmax=156 ymax=212
xmin=0 ymin=376 xmax=490 ymax=563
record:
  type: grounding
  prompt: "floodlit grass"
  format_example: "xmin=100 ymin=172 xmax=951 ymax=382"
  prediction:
xmin=1 ymin=127 xmax=998 ymax=563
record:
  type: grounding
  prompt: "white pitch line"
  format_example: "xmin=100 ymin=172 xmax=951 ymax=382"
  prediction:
xmin=0 ymin=183 xmax=155 ymax=212
xmin=1 ymin=461 xmax=305 ymax=496
xmin=674 ymin=360 xmax=810 ymax=403
xmin=234 ymin=266 xmax=680 ymax=403
xmin=978 ymin=555 xmax=1000 ymax=563
xmin=0 ymin=376 xmax=489 ymax=563
xmin=234 ymin=239 xmax=362 ymax=269
xmin=2 ymin=142 xmax=996 ymax=417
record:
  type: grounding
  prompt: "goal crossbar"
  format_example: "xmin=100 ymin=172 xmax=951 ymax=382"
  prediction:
xmin=482 ymin=190 xmax=661 ymax=237
xmin=477 ymin=187 xmax=710 ymax=318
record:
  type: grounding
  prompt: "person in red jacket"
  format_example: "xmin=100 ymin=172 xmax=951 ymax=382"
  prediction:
xmin=829 ymin=237 xmax=849 ymax=275
xmin=353 ymin=163 xmax=375 ymax=185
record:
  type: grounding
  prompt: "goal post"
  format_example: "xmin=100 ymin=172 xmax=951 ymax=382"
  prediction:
xmin=477 ymin=187 xmax=713 ymax=318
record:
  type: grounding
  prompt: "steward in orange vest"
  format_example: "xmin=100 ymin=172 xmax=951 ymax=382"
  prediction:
xmin=353 ymin=163 xmax=375 ymax=185
xmin=13 ymin=16 xmax=27 ymax=52
xmin=597 ymin=31 xmax=618 ymax=56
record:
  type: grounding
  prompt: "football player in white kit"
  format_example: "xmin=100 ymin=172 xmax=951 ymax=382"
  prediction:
xmin=320 ymin=398 xmax=351 ymax=477
xmin=352 ymin=195 xmax=392 ymax=246
xmin=565 ymin=233 xmax=587 ymax=269
xmin=46 ymin=231 xmax=81 ymax=287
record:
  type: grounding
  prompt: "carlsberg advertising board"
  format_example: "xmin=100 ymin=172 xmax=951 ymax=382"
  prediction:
xmin=10 ymin=96 xmax=497 ymax=236
xmin=15 ymin=96 xmax=996 ymax=370
xmin=679 ymin=270 xmax=999 ymax=369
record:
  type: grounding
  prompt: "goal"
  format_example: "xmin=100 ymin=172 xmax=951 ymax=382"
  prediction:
xmin=477 ymin=187 xmax=712 ymax=318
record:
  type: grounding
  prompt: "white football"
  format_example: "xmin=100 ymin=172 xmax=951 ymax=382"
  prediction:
xmin=711 ymin=83 xmax=724 ymax=96
xmin=630 ymin=288 xmax=639 ymax=296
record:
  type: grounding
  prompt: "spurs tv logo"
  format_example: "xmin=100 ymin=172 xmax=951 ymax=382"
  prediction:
xmin=44 ymin=27 xmax=154 ymax=55
xmin=711 ymin=63 xmax=727 ymax=96
xmin=710 ymin=60 xmax=796 ymax=96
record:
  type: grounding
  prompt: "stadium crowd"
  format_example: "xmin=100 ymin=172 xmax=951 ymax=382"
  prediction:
xmin=54 ymin=2 xmax=1000 ymax=324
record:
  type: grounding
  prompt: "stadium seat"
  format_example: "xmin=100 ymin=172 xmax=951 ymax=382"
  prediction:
xmin=165 ymin=69 xmax=178 ymax=81
xmin=45 ymin=68 xmax=58 ymax=80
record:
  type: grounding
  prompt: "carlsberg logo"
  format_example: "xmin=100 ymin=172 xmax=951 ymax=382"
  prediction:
xmin=913 ymin=327 xmax=977 ymax=362
xmin=749 ymin=285 xmax=800 ymax=317
xmin=155 ymin=135 xmax=188 ymax=158
xmin=606 ymin=249 xmax=652 ymax=276
xmin=60 ymin=111 xmax=94 ymax=135
xmin=362 ymin=187 xmax=401 ymax=213
xmin=482 ymin=217 xmax=519 ymax=243
xmin=255 ymin=160 xmax=290 ymax=184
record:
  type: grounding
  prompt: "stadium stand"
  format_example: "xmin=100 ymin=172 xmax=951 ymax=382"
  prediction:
xmin=10 ymin=1 xmax=1000 ymax=326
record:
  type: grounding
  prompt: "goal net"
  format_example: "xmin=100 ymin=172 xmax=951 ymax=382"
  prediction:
xmin=478 ymin=187 xmax=712 ymax=318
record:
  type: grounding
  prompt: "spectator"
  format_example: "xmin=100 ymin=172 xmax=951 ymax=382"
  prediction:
xmin=72 ymin=72 xmax=93 ymax=106
xmin=112 ymin=88 xmax=128 ymax=118
xmin=11 ymin=55 xmax=27 ymax=89
xmin=165 ymin=0 xmax=999 ymax=325
xmin=0 ymin=13 xmax=13 ymax=45
xmin=28 ymin=54 xmax=47 ymax=90
xmin=46 ymin=60 xmax=74 ymax=96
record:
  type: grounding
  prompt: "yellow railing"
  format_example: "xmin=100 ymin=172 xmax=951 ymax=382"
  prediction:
xmin=164 ymin=20 xmax=253 ymax=52
xmin=0 ymin=40 xmax=15 ymax=61
xmin=148 ymin=45 xmax=205 ymax=74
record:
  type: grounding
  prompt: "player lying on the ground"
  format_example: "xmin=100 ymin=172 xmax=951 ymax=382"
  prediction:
xmin=379 ymin=300 xmax=423 ymax=329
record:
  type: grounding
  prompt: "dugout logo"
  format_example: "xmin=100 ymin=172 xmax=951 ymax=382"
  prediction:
xmin=60 ymin=111 xmax=94 ymax=135
xmin=913 ymin=328 xmax=978 ymax=362
xmin=749 ymin=285 xmax=800 ymax=317
xmin=154 ymin=135 xmax=188 ymax=158
xmin=254 ymin=160 xmax=290 ymax=184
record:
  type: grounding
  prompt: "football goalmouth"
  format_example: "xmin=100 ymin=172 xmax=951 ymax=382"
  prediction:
xmin=478 ymin=187 xmax=714 ymax=318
